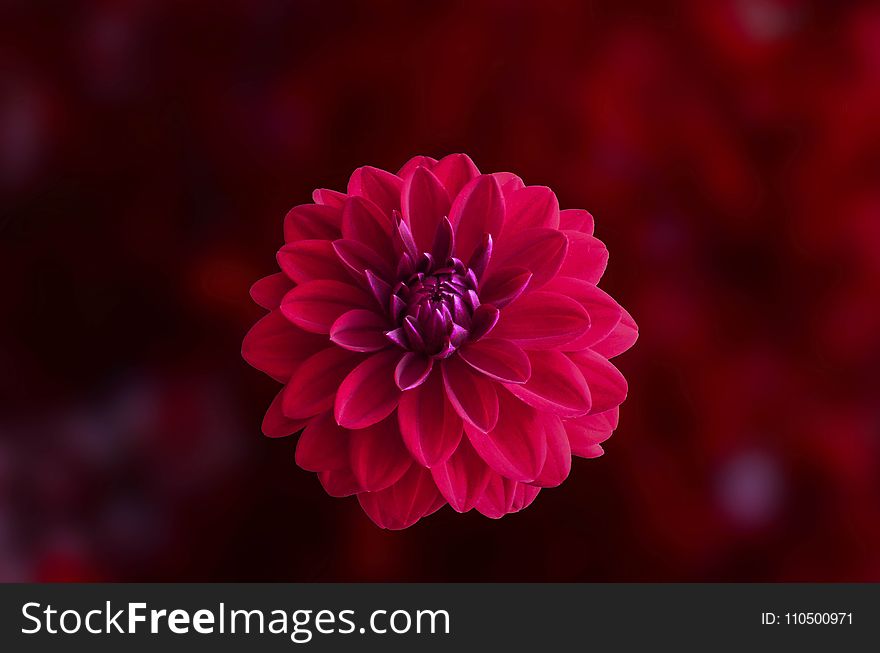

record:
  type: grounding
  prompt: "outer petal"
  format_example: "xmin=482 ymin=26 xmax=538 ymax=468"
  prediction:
xmin=567 ymin=349 xmax=628 ymax=413
xmin=529 ymin=415 xmax=571 ymax=488
xmin=295 ymin=411 xmax=349 ymax=472
xmin=489 ymin=227 xmax=568 ymax=289
xmin=342 ymin=196 xmax=395 ymax=261
xmin=479 ymin=267 xmax=532 ymax=309
xmin=565 ymin=407 xmax=619 ymax=457
xmin=250 ymin=272 xmax=293 ymax=310
xmin=241 ymin=311 xmax=326 ymax=382
xmin=504 ymin=350 xmax=592 ymax=417
xmin=474 ymin=474 xmax=517 ymax=519
xmin=491 ymin=291 xmax=590 ymax=349
xmin=430 ymin=438 xmax=492 ymax=513
xmin=398 ymin=367 xmax=463 ymax=468
xmin=262 ymin=389 xmax=308 ymax=438
xmin=283 ymin=347 xmax=363 ymax=419
xmin=397 ymin=155 xmax=438 ymax=179
xmin=283 ymin=204 xmax=341 ymax=242
xmin=318 ymin=469 xmax=362 ymax=497
xmin=449 ymin=175 xmax=505 ymax=263
xmin=591 ymin=307 xmax=638 ymax=358
xmin=334 ymin=350 xmax=403 ymax=429
xmin=502 ymin=186 xmax=560 ymax=234
xmin=458 ymin=338 xmax=531 ymax=384
xmin=394 ymin=352 xmax=434 ymax=391
xmin=559 ymin=231 xmax=608 ymax=284
xmin=432 ymin=153 xmax=480 ymax=198
xmin=280 ymin=280 xmax=372 ymax=334
xmin=312 ymin=188 xmax=347 ymax=208
xmin=357 ymin=465 xmax=445 ymax=530
xmin=441 ymin=354 xmax=500 ymax=433
xmin=510 ymin=483 xmax=541 ymax=512
xmin=332 ymin=238 xmax=394 ymax=281
xmin=464 ymin=389 xmax=547 ymax=482
xmin=330 ymin=309 xmax=390 ymax=352
xmin=277 ymin=240 xmax=348 ymax=284
xmin=346 ymin=166 xmax=403 ymax=216
xmin=558 ymin=208 xmax=594 ymax=234
xmin=348 ymin=415 xmax=412 ymax=492
xmin=544 ymin=277 xmax=623 ymax=350
xmin=402 ymin=166 xmax=451 ymax=252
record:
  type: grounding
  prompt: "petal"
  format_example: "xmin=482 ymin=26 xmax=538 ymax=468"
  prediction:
xmin=494 ymin=172 xmax=525 ymax=195
xmin=242 ymin=311 xmax=326 ymax=382
xmin=262 ymin=389 xmax=308 ymax=438
xmin=474 ymin=474 xmax=517 ymax=519
xmin=491 ymin=291 xmax=590 ymax=349
xmin=295 ymin=411 xmax=349 ymax=472
xmin=567 ymin=349 xmax=628 ymax=413
xmin=334 ymin=350 xmax=403 ymax=429
xmin=543 ymin=277 xmax=623 ymax=350
xmin=559 ymin=208 xmax=594 ymax=234
xmin=318 ymin=469 xmax=362 ymax=497
xmin=346 ymin=165 xmax=403 ymax=216
xmin=441 ymin=354 xmax=500 ymax=433
xmin=464 ymin=389 xmax=547 ymax=482
xmin=348 ymin=415 xmax=412 ymax=492
xmin=342 ymin=196 xmax=394 ymax=261
xmin=277 ymin=239 xmax=348 ymax=284
xmin=283 ymin=204 xmax=341 ymax=242
xmin=357 ymin=465 xmax=444 ymax=530
xmin=502 ymin=185 xmax=560 ymax=234
xmin=330 ymin=309 xmax=390 ymax=352
xmin=280 ymin=280 xmax=372 ymax=334
xmin=312 ymin=188 xmax=347 ymax=208
xmin=559 ymin=231 xmax=608 ymax=284
xmin=479 ymin=267 xmax=532 ymax=309
xmin=398 ymin=366 xmax=463 ymax=467
xmin=394 ymin=352 xmax=434 ymax=390
xmin=529 ymin=415 xmax=571 ymax=488
xmin=430 ymin=438 xmax=491 ymax=512
xmin=489 ymin=227 xmax=567 ymax=289
xmin=250 ymin=272 xmax=293 ymax=310
xmin=432 ymin=153 xmax=480 ymax=198
xmin=468 ymin=304 xmax=500 ymax=341
xmin=458 ymin=338 xmax=531 ymax=384
xmin=565 ymin=406 xmax=619 ymax=457
xmin=510 ymin=483 xmax=541 ymax=512
xmin=283 ymin=347 xmax=363 ymax=419
xmin=402 ymin=166 xmax=451 ymax=252
xmin=591 ymin=307 xmax=638 ymax=358
xmin=397 ymin=155 xmax=438 ymax=178
xmin=504 ymin=350 xmax=592 ymax=417
xmin=449 ymin=174 xmax=505 ymax=263
xmin=331 ymin=238 xmax=394 ymax=281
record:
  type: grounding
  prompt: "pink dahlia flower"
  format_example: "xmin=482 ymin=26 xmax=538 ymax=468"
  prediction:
xmin=243 ymin=154 xmax=637 ymax=529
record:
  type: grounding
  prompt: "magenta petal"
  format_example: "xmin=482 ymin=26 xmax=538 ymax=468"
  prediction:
xmin=398 ymin=367 xmax=463 ymax=467
xmin=403 ymin=166 xmax=451 ymax=252
xmin=558 ymin=208 xmax=595 ymax=234
xmin=467 ymin=233 xmax=493 ymax=281
xmin=280 ymin=280 xmax=372 ymax=334
xmin=468 ymin=304 xmax=500 ymax=341
xmin=330 ymin=309 xmax=390 ymax=352
xmin=491 ymin=291 xmax=590 ymax=349
xmin=357 ymin=465 xmax=444 ymax=530
xmin=591 ymin=307 xmax=638 ymax=359
xmin=567 ymin=349 xmax=628 ymax=413
xmin=295 ymin=411 xmax=349 ymax=472
xmin=334 ymin=350 xmax=403 ymax=429
xmin=449 ymin=175 xmax=505 ymax=263
xmin=346 ymin=166 xmax=403 ymax=216
xmin=348 ymin=415 xmax=412 ymax=492
xmin=458 ymin=338 xmax=531 ymax=384
xmin=464 ymin=389 xmax=547 ymax=482
xmin=430 ymin=438 xmax=491 ymax=512
xmin=277 ymin=239 xmax=348 ymax=284
xmin=474 ymin=474 xmax=517 ymax=519
xmin=262 ymin=389 xmax=308 ymax=438
xmin=250 ymin=273 xmax=293 ymax=310
xmin=441 ymin=354 xmax=500 ymax=433
xmin=510 ymin=483 xmax=541 ymax=512
xmin=504 ymin=350 xmax=592 ymax=417
xmin=530 ymin=415 xmax=571 ymax=488
xmin=394 ymin=352 xmax=434 ymax=390
xmin=431 ymin=216 xmax=455 ymax=263
xmin=502 ymin=185 xmax=560 ymax=234
xmin=283 ymin=204 xmax=341 ymax=242
xmin=342 ymin=196 xmax=394 ymax=261
xmin=331 ymin=238 xmax=394 ymax=281
xmin=565 ymin=407 xmax=619 ymax=457
xmin=432 ymin=153 xmax=480 ymax=198
xmin=559 ymin=231 xmax=608 ymax=284
xmin=544 ymin=277 xmax=623 ymax=350
xmin=478 ymin=267 xmax=532 ymax=309
xmin=241 ymin=311 xmax=326 ymax=382
xmin=490 ymin=227 xmax=568 ymax=289
xmin=397 ymin=155 xmax=438 ymax=178
xmin=318 ymin=469 xmax=362 ymax=497
xmin=283 ymin=347 xmax=363 ymax=419
xmin=494 ymin=172 xmax=525 ymax=195
xmin=312 ymin=188 xmax=347 ymax=208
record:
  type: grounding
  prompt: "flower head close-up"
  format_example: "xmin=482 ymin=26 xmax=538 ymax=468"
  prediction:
xmin=242 ymin=154 xmax=638 ymax=529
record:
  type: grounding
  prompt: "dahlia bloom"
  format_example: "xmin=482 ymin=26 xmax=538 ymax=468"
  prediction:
xmin=243 ymin=154 xmax=637 ymax=529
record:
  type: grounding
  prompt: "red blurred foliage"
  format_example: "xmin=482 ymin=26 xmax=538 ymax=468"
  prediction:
xmin=1 ymin=0 xmax=879 ymax=581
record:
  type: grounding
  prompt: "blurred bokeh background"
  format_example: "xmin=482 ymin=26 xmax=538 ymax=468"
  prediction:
xmin=2 ymin=0 xmax=880 ymax=581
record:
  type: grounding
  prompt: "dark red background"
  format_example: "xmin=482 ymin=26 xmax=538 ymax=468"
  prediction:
xmin=2 ymin=0 xmax=879 ymax=581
